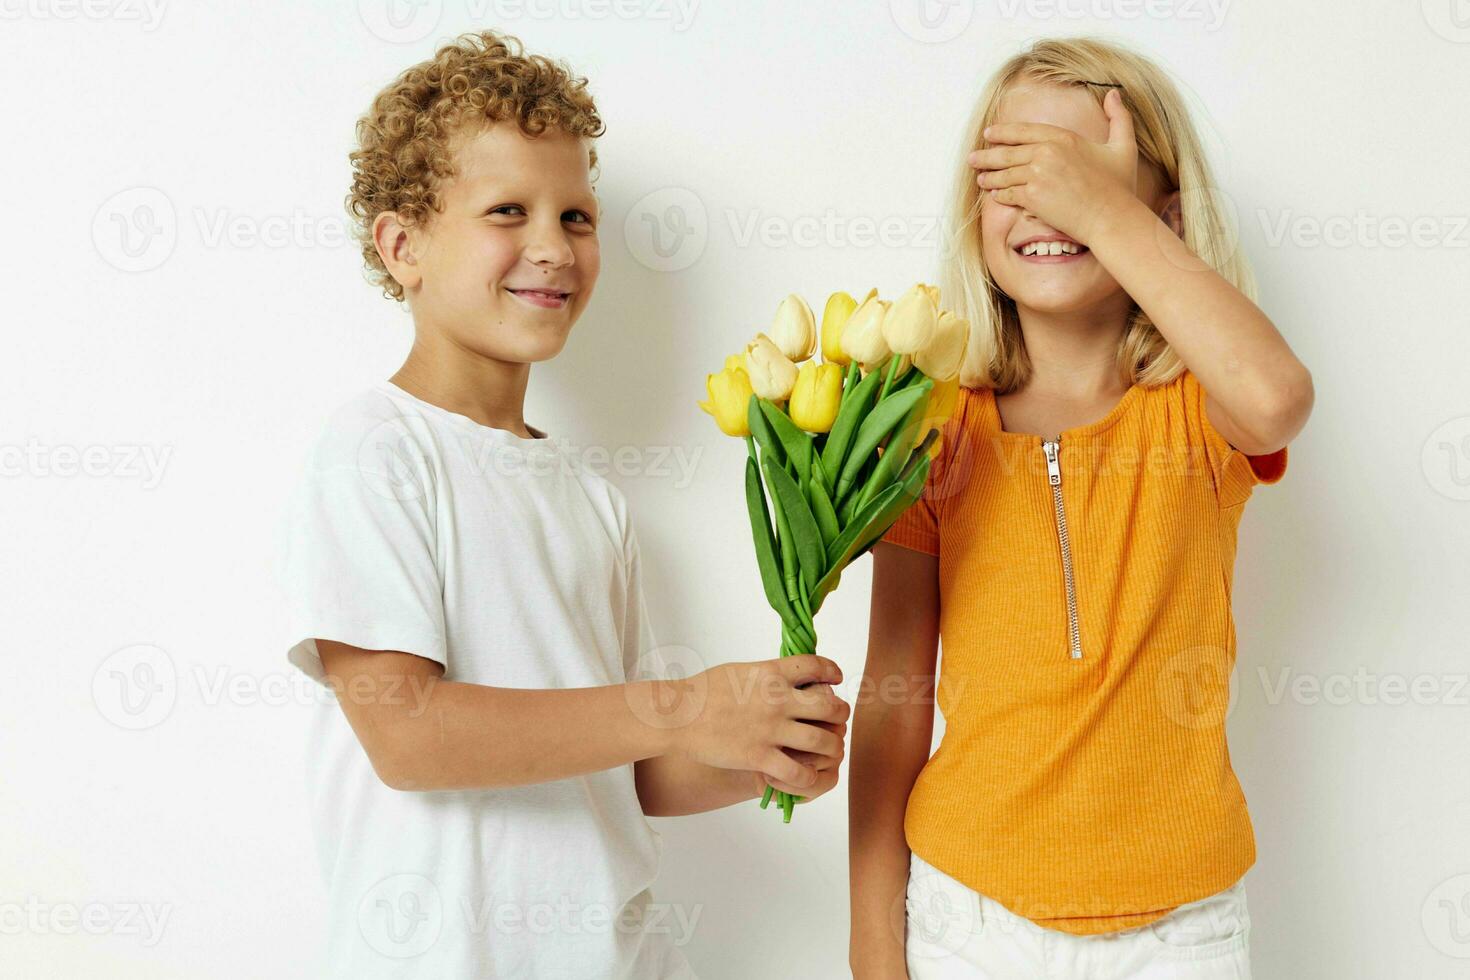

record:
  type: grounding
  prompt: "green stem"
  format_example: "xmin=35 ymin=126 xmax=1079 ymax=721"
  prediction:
xmin=877 ymin=353 xmax=901 ymax=403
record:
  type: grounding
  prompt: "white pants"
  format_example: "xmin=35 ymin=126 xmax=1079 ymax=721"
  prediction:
xmin=905 ymin=854 xmax=1251 ymax=980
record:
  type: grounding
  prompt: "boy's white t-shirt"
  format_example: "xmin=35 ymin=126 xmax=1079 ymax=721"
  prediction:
xmin=278 ymin=380 xmax=695 ymax=979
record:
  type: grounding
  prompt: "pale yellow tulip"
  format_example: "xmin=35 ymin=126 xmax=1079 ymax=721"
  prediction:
xmin=882 ymin=284 xmax=939 ymax=355
xmin=839 ymin=296 xmax=891 ymax=369
xmin=768 ymin=294 xmax=816 ymax=362
xmin=914 ymin=310 xmax=970 ymax=382
xmin=744 ymin=333 xmax=798 ymax=401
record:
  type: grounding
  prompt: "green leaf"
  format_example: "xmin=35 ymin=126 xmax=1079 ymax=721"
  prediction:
xmin=811 ymin=453 xmax=932 ymax=610
xmin=818 ymin=365 xmax=885 ymax=490
xmin=763 ymin=454 xmax=826 ymax=600
xmin=747 ymin=395 xmax=785 ymax=469
xmin=806 ymin=472 xmax=841 ymax=550
xmin=852 ymin=380 xmax=933 ymax=513
xmin=759 ymin=400 xmax=813 ymax=484
xmin=834 ymin=383 xmax=932 ymax=503
xmin=850 ymin=452 xmax=932 ymax=559
xmin=744 ymin=456 xmax=803 ymax=635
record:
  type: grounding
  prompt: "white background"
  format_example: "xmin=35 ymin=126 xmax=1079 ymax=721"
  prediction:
xmin=3 ymin=1 xmax=1468 ymax=977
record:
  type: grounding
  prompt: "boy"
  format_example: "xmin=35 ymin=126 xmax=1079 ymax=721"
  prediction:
xmin=279 ymin=31 xmax=849 ymax=979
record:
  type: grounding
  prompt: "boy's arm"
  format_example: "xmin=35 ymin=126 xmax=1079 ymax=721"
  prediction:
xmin=317 ymin=640 xmax=848 ymax=793
xmin=633 ymin=713 xmax=848 ymax=817
xmin=849 ymin=543 xmax=941 ymax=980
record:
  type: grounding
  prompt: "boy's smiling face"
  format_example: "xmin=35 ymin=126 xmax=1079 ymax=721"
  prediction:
xmin=385 ymin=122 xmax=601 ymax=364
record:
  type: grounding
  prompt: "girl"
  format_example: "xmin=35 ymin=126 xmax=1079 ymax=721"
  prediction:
xmin=848 ymin=37 xmax=1313 ymax=979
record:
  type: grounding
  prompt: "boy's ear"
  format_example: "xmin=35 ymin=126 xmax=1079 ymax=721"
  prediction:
xmin=373 ymin=210 xmax=423 ymax=292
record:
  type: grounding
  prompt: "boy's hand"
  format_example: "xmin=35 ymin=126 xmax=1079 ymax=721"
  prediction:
xmin=671 ymin=655 xmax=849 ymax=792
xmin=748 ymin=710 xmax=848 ymax=804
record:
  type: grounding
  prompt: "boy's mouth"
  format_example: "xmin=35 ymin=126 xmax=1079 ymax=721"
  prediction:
xmin=506 ymin=287 xmax=573 ymax=309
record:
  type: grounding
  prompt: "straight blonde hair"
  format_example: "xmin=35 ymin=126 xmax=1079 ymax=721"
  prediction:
xmin=946 ymin=37 xmax=1253 ymax=393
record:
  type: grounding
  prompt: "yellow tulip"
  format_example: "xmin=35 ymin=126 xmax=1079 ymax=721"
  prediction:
xmin=744 ymin=333 xmax=798 ymax=401
xmin=723 ymin=353 xmax=746 ymax=373
xmin=925 ymin=374 xmax=961 ymax=427
xmin=914 ymin=310 xmax=970 ymax=382
xmin=882 ymin=284 xmax=939 ymax=355
xmin=698 ymin=362 xmax=754 ymax=437
xmin=819 ymin=291 xmax=858 ymax=365
xmin=789 ymin=361 xmax=844 ymax=432
xmin=768 ymin=294 xmax=816 ymax=362
xmin=921 ymin=283 xmax=941 ymax=308
xmin=839 ymin=295 xmax=891 ymax=369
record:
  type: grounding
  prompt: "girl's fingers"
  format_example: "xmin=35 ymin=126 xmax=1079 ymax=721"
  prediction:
xmin=968 ymin=145 xmax=1031 ymax=171
xmin=983 ymin=121 xmax=1072 ymax=145
xmin=976 ymin=164 xmax=1032 ymax=190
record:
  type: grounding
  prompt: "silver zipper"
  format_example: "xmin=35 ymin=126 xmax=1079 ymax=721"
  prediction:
xmin=1042 ymin=438 xmax=1083 ymax=660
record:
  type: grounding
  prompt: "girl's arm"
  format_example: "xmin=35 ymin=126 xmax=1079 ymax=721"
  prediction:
xmin=850 ymin=542 xmax=941 ymax=979
xmin=1089 ymin=197 xmax=1314 ymax=453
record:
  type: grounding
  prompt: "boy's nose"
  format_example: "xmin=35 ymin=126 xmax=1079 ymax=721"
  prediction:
xmin=525 ymin=231 xmax=575 ymax=268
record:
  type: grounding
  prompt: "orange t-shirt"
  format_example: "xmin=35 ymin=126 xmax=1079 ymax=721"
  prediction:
xmin=881 ymin=368 xmax=1288 ymax=936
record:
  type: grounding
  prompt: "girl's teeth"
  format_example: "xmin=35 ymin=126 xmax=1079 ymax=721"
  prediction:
xmin=1021 ymin=241 xmax=1083 ymax=256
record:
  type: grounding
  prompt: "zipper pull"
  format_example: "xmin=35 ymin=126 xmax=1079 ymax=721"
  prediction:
xmin=1043 ymin=439 xmax=1061 ymax=486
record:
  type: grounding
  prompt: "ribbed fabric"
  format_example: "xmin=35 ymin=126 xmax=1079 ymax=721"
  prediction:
xmin=881 ymin=368 xmax=1287 ymax=936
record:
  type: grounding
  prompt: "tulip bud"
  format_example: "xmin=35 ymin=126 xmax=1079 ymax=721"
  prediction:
xmin=819 ymin=291 xmax=859 ymax=365
xmin=768 ymin=294 xmax=816 ymax=362
xmin=914 ymin=310 xmax=970 ymax=382
xmin=788 ymin=360 xmax=844 ymax=433
xmin=839 ymin=296 xmax=891 ymax=369
xmin=921 ymin=283 xmax=941 ymax=308
xmin=698 ymin=363 xmax=755 ymax=437
xmin=882 ymin=284 xmax=939 ymax=355
xmin=744 ymin=333 xmax=798 ymax=401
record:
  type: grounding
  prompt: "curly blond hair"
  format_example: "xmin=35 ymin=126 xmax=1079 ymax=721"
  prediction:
xmin=346 ymin=30 xmax=604 ymax=301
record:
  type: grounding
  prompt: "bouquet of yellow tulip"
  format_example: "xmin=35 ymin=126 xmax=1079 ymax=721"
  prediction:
xmin=698 ymin=284 xmax=967 ymax=822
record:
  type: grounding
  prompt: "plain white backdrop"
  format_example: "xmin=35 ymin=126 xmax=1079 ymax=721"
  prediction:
xmin=3 ymin=1 xmax=1468 ymax=977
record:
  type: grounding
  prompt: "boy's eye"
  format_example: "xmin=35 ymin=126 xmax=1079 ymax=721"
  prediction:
xmin=486 ymin=205 xmax=525 ymax=217
xmin=563 ymin=210 xmax=594 ymax=226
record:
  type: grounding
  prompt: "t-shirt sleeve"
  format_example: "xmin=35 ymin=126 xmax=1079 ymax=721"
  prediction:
xmin=880 ymin=385 xmax=975 ymax=556
xmin=619 ymin=518 xmax=659 ymax=682
xmin=279 ymin=460 xmax=447 ymax=684
xmin=1180 ymin=369 xmax=1289 ymax=509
